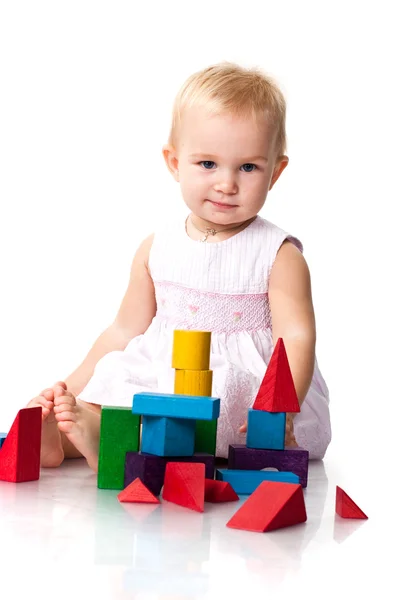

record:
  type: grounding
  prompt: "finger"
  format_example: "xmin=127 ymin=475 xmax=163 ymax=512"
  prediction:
xmin=54 ymin=402 xmax=75 ymax=413
xmin=53 ymin=385 xmax=73 ymax=398
xmin=40 ymin=388 xmax=55 ymax=401
xmin=239 ymin=423 xmax=247 ymax=433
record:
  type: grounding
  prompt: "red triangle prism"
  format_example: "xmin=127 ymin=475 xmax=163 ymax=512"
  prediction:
xmin=118 ymin=477 xmax=160 ymax=503
xmin=0 ymin=407 xmax=42 ymax=483
xmin=253 ymin=338 xmax=300 ymax=412
xmin=162 ymin=462 xmax=205 ymax=512
xmin=336 ymin=486 xmax=368 ymax=519
xmin=227 ymin=480 xmax=307 ymax=532
xmin=205 ymin=479 xmax=239 ymax=503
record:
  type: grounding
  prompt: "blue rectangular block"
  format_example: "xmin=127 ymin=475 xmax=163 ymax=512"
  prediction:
xmin=216 ymin=469 xmax=299 ymax=494
xmin=132 ymin=392 xmax=220 ymax=420
xmin=246 ymin=408 xmax=286 ymax=450
xmin=141 ymin=416 xmax=196 ymax=457
xmin=0 ymin=433 xmax=7 ymax=449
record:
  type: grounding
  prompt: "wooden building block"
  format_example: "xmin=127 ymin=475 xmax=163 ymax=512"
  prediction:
xmin=124 ymin=451 xmax=215 ymax=496
xmin=253 ymin=338 xmax=300 ymax=413
xmin=0 ymin=433 xmax=7 ymax=449
xmin=97 ymin=407 xmax=140 ymax=490
xmin=336 ymin=486 xmax=368 ymax=519
xmin=194 ymin=420 xmax=217 ymax=455
xmin=132 ymin=392 xmax=220 ymax=421
xmin=118 ymin=477 xmax=160 ymax=504
xmin=0 ymin=407 xmax=41 ymax=483
xmin=141 ymin=416 xmax=196 ymax=456
xmin=228 ymin=444 xmax=309 ymax=487
xmin=172 ymin=330 xmax=211 ymax=371
xmin=246 ymin=408 xmax=286 ymax=450
xmin=216 ymin=469 xmax=299 ymax=494
xmin=162 ymin=462 xmax=205 ymax=512
xmin=204 ymin=479 xmax=239 ymax=503
xmin=174 ymin=368 xmax=217 ymax=455
xmin=174 ymin=368 xmax=213 ymax=396
xmin=226 ymin=480 xmax=307 ymax=532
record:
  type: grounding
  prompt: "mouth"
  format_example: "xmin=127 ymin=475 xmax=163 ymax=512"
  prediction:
xmin=207 ymin=200 xmax=237 ymax=208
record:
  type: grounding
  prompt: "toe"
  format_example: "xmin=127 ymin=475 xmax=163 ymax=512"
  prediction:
xmin=54 ymin=409 xmax=76 ymax=422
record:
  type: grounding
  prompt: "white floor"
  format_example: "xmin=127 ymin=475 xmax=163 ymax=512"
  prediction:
xmin=0 ymin=457 xmax=393 ymax=599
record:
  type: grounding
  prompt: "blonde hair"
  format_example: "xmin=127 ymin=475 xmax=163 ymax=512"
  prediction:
xmin=167 ymin=61 xmax=288 ymax=158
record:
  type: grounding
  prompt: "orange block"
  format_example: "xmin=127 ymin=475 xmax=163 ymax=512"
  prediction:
xmin=0 ymin=407 xmax=42 ymax=482
xmin=336 ymin=486 xmax=368 ymax=519
xmin=162 ymin=462 xmax=205 ymax=512
xmin=253 ymin=338 xmax=300 ymax=412
xmin=227 ymin=480 xmax=307 ymax=532
xmin=204 ymin=479 xmax=239 ymax=503
xmin=118 ymin=477 xmax=160 ymax=503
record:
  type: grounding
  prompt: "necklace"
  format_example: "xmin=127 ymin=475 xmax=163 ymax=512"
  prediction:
xmin=188 ymin=214 xmax=256 ymax=243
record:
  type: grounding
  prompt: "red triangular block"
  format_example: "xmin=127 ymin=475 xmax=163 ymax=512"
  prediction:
xmin=162 ymin=462 xmax=205 ymax=512
xmin=205 ymin=479 xmax=239 ymax=503
xmin=336 ymin=486 xmax=368 ymax=519
xmin=0 ymin=407 xmax=42 ymax=482
xmin=118 ymin=477 xmax=160 ymax=503
xmin=227 ymin=480 xmax=307 ymax=532
xmin=253 ymin=338 xmax=300 ymax=412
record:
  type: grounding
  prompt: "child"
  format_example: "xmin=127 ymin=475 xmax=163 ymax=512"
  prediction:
xmin=28 ymin=61 xmax=331 ymax=472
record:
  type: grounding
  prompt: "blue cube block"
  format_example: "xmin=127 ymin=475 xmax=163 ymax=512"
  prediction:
xmin=216 ymin=468 xmax=299 ymax=494
xmin=141 ymin=416 xmax=196 ymax=457
xmin=246 ymin=408 xmax=286 ymax=450
xmin=132 ymin=392 xmax=220 ymax=420
xmin=0 ymin=433 xmax=7 ymax=449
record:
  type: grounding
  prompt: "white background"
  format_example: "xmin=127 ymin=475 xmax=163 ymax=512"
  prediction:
xmin=0 ymin=0 xmax=399 ymax=486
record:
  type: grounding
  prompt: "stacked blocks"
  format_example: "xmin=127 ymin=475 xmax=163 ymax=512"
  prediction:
xmin=124 ymin=331 xmax=220 ymax=496
xmin=222 ymin=338 xmax=309 ymax=494
xmin=132 ymin=391 xmax=219 ymax=460
xmin=173 ymin=330 xmax=217 ymax=455
xmin=228 ymin=444 xmax=309 ymax=488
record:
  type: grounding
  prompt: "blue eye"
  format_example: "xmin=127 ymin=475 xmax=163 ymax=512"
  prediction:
xmin=242 ymin=163 xmax=257 ymax=172
xmin=200 ymin=161 xmax=215 ymax=169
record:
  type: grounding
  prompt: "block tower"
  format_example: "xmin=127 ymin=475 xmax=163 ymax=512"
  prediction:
xmin=217 ymin=337 xmax=310 ymax=492
xmin=97 ymin=330 xmax=220 ymax=496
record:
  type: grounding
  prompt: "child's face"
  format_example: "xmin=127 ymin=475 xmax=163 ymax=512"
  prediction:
xmin=163 ymin=106 xmax=288 ymax=225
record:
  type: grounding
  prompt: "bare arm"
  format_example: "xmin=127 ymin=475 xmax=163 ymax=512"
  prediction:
xmin=64 ymin=233 xmax=157 ymax=397
xmin=268 ymin=240 xmax=316 ymax=407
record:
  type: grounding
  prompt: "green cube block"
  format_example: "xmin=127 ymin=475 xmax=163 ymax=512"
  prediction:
xmin=194 ymin=419 xmax=217 ymax=455
xmin=97 ymin=407 xmax=140 ymax=489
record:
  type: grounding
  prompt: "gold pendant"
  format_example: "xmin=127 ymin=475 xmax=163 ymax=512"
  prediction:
xmin=200 ymin=228 xmax=217 ymax=242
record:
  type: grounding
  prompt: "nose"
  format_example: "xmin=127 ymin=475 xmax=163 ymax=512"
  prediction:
xmin=213 ymin=170 xmax=238 ymax=194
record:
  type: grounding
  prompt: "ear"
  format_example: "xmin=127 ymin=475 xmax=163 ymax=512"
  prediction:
xmin=269 ymin=155 xmax=289 ymax=190
xmin=162 ymin=144 xmax=180 ymax=181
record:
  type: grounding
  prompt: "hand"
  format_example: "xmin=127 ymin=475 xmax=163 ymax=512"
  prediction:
xmin=284 ymin=412 xmax=298 ymax=448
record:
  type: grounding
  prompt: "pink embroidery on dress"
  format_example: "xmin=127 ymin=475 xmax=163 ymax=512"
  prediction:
xmin=233 ymin=312 xmax=242 ymax=322
xmin=188 ymin=305 xmax=199 ymax=315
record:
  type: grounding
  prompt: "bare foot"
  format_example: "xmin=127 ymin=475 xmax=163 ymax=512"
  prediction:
xmin=53 ymin=385 xmax=100 ymax=472
xmin=27 ymin=382 xmax=67 ymax=467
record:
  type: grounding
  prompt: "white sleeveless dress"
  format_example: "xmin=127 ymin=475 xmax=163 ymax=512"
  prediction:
xmin=79 ymin=213 xmax=332 ymax=459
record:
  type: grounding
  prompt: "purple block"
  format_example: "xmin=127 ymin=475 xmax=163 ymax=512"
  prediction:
xmin=124 ymin=451 xmax=215 ymax=496
xmin=228 ymin=444 xmax=309 ymax=488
